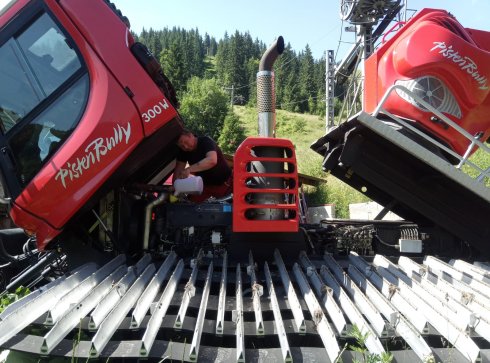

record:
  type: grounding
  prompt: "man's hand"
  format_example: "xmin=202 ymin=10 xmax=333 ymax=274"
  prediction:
xmin=180 ymin=168 xmax=191 ymax=179
xmin=173 ymin=160 xmax=188 ymax=181
xmin=174 ymin=168 xmax=190 ymax=179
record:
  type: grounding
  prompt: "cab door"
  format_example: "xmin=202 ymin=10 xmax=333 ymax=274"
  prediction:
xmin=0 ymin=0 xmax=145 ymax=247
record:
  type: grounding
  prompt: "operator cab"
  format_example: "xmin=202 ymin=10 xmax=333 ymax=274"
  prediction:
xmin=0 ymin=0 xmax=183 ymax=250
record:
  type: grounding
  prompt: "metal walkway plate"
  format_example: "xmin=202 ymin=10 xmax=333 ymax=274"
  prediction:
xmin=2 ymin=251 xmax=490 ymax=362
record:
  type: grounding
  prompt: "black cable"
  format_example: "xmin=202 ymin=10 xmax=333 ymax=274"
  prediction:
xmin=300 ymin=226 xmax=316 ymax=254
xmin=373 ymin=233 xmax=399 ymax=249
xmin=335 ymin=19 xmax=345 ymax=64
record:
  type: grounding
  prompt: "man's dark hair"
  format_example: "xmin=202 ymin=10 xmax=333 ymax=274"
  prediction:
xmin=180 ymin=129 xmax=194 ymax=136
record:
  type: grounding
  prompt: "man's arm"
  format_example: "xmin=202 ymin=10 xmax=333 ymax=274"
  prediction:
xmin=173 ymin=160 xmax=188 ymax=181
xmin=185 ymin=150 xmax=217 ymax=175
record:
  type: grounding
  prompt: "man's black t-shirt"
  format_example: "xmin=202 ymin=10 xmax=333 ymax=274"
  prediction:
xmin=177 ymin=136 xmax=231 ymax=185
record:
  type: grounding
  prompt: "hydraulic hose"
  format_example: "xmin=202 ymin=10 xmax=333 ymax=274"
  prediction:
xmin=0 ymin=230 xmax=34 ymax=263
xmin=5 ymin=251 xmax=58 ymax=292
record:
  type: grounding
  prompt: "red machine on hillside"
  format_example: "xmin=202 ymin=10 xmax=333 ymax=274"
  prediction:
xmin=313 ymin=5 xmax=490 ymax=257
xmin=0 ymin=0 xmax=183 ymax=249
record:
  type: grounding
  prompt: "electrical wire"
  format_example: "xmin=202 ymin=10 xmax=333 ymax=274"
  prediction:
xmin=335 ymin=19 xmax=345 ymax=64
xmin=218 ymin=15 xmax=361 ymax=111
xmin=314 ymin=23 xmax=340 ymax=48
xmin=276 ymin=54 xmax=297 ymax=70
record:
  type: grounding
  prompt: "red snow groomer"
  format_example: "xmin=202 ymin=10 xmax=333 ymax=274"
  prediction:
xmin=364 ymin=8 xmax=490 ymax=157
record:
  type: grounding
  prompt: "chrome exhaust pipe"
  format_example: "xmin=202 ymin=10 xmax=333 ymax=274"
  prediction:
xmin=257 ymin=36 xmax=284 ymax=138
xmin=253 ymin=37 xmax=286 ymax=221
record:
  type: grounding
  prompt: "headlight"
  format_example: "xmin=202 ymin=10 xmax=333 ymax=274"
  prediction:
xmin=395 ymin=76 xmax=462 ymax=118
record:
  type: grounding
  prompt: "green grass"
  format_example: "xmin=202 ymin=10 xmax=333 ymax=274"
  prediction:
xmin=462 ymin=147 xmax=490 ymax=187
xmin=335 ymin=324 xmax=393 ymax=363
xmin=0 ymin=286 xmax=30 ymax=313
xmin=233 ymin=105 xmax=326 ymax=173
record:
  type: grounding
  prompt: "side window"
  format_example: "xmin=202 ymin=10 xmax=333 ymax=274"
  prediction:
xmin=9 ymin=74 xmax=89 ymax=185
xmin=0 ymin=13 xmax=82 ymax=133
xmin=17 ymin=13 xmax=81 ymax=96
xmin=0 ymin=39 xmax=42 ymax=132
xmin=0 ymin=11 xmax=88 ymax=187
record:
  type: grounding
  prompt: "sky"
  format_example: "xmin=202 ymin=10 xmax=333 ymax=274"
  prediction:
xmin=112 ymin=0 xmax=490 ymax=61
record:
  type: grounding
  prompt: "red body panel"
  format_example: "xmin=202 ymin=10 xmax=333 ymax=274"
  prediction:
xmin=11 ymin=71 xmax=143 ymax=248
xmin=364 ymin=8 xmax=490 ymax=155
xmin=233 ymin=137 xmax=299 ymax=233
xmin=0 ymin=0 xmax=29 ymax=28
xmin=3 ymin=0 xmax=179 ymax=249
xmin=466 ymin=28 xmax=490 ymax=52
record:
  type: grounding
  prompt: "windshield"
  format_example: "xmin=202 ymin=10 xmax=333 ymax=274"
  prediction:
xmin=0 ymin=13 xmax=82 ymax=133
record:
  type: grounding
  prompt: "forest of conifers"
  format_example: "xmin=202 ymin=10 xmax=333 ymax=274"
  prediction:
xmin=135 ymin=27 xmax=328 ymax=116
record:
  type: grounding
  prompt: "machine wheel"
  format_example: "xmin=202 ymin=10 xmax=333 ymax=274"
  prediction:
xmin=340 ymin=0 xmax=357 ymax=21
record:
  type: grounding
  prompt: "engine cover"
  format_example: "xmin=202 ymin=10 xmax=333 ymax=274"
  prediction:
xmin=164 ymin=202 xmax=232 ymax=228
xmin=364 ymin=8 xmax=490 ymax=156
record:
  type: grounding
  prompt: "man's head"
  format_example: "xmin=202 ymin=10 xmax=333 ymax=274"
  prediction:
xmin=177 ymin=129 xmax=197 ymax=152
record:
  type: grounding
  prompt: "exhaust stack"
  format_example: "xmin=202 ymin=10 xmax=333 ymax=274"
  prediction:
xmin=233 ymin=35 xmax=299 ymax=233
xmin=257 ymin=36 xmax=284 ymax=137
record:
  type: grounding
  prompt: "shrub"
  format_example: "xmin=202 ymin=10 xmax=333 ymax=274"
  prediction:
xmin=179 ymin=77 xmax=229 ymax=140
xmin=218 ymin=112 xmax=247 ymax=154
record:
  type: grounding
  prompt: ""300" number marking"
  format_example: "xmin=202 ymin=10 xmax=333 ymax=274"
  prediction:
xmin=142 ymin=99 xmax=169 ymax=123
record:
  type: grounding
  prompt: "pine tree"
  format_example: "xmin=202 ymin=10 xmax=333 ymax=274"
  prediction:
xmin=215 ymin=32 xmax=230 ymax=85
xmin=274 ymin=43 xmax=295 ymax=109
xmin=246 ymin=58 xmax=260 ymax=106
xmin=298 ymin=44 xmax=316 ymax=113
xmin=226 ymin=31 xmax=247 ymax=100
xmin=160 ymin=40 xmax=186 ymax=92
xmin=135 ymin=26 xmax=324 ymax=115
xmin=209 ymin=37 xmax=218 ymax=56
xmin=314 ymin=53 xmax=327 ymax=116
xmin=204 ymin=33 xmax=211 ymax=56
xmin=278 ymin=46 xmax=301 ymax=112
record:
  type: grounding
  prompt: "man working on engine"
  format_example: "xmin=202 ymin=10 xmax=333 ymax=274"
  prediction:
xmin=174 ymin=129 xmax=232 ymax=202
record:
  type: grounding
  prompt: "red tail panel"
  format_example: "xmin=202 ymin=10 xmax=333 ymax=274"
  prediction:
xmin=232 ymin=137 xmax=299 ymax=233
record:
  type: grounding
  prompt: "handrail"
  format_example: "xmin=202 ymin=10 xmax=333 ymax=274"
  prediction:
xmin=379 ymin=108 xmax=486 ymax=174
xmin=372 ymin=84 xmax=490 ymax=184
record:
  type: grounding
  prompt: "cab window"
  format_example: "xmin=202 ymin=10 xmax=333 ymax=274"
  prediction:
xmin=9 ymin=74 xmax=89 ymax=184
xmin=0 ymin=11 xmax=88 ymax=186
